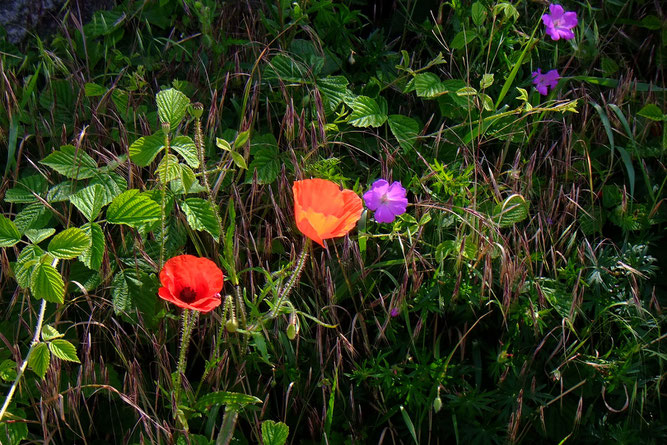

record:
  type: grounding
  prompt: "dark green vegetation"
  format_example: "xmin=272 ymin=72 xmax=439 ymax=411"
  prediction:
xmin=0 ymin=0 xmax=665 ymax=443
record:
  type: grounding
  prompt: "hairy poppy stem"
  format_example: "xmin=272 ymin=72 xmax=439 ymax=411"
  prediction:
xmin=270 ymin=240 xmax=310 ymax=318
xmin=174 ymin=309 xmax=198 ymax=410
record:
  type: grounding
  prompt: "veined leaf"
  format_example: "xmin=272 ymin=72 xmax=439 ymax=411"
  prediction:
xmin=41 ymin=325 xmax=64 ymax=341
xmin=48 ymin=227 xmax=91 ymax=259
xmin=248 ymin=134 xmax=280 ymax=184
xmin=30 ymin=262 xmax=65 ymax=303
xmin=181 ymin=198 xmax=220 ymax=239
xmin=155 ymin=154 xmax=181 ymax=183
xmin=48 ymin=339 xmax=80 ymax=363
xmin=28 ymin=343 xmax=50 ymax=379
xmin=171 ymin=135 xmax=199 ymax=168
xmin=25 ymin=228 xmax=56 ymax=244
xmin=70 ymin=184 xmax=109 ymax=221
xmin=494 ymin=194 xmax=529 ymax=227
xmin=90 ymin=171 xmax=127 ymax=202
xmin=156 ymin=88 xmax=190 ymax=131
xmin=40 ymin=145 xmax=99 ymax=179
xmin=79 ymin=222 xmax=105 ymax=270
xmin=106 ymin=190 xmax=161 ymax=227
xmin=414 ymin=73 xmax=448 ymax=98
xmin=264 ymin=55 xmax=308 ymax=83
xmin=388 ymin=115 xmax=420 ymax=151
xmin=194 ymin=391 xmax=262 ymax=411
xmin=0 ymin=214 xmax=21 ymax=247
xmin=111 ymin=269 xmax=157 ymax=321
xmin=348 ymin=96 xmax=387 ymax=127
xmin=129 ymin=132 xmax=165 ymax=166
xmin=4 ymin=175 xmax=47 ymax=203
xmin=14 ymin=245 xmax=44 ymax=288
xmin=13 ymin=203 xmax=52 ymax=234
xmin=262 ymin=420 xmax=289 ymax=445
xmin=317 ymin=76 xmax=349 ymax=112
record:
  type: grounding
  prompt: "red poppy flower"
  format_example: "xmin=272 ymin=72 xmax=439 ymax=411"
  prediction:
xmin=158 ymin=255 xmax=224 ymax=312
xmin=293 ymin=178 xmax=363 ymax=247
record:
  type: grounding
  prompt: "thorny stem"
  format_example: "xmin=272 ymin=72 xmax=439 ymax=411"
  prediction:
xmin=193 ymin=107 xmax=223 ymax=241
xmin=270 ymin=240 xmax=310 ymax=319
xmin=174 ymin=309 xmax=198 ymax=408
xmin=159 ymin=123 xmax=171 ymax=269
xmin=0 ymin=257 xmax=58 ymax=422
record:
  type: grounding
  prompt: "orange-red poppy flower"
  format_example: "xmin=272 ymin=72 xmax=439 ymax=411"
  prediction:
xmin=293 ymin=178 xmax=363 ymax=247
xmin=158 ymin=255 xmax=224 ymax=312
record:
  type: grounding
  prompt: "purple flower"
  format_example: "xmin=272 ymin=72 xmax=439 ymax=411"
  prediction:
xmin=542 ymin=4 xmax=578 ymax=41
xmin=532 ymin=69 xmax=560 ymax=95
xmin=390 ymin=307 xmax=400 ymax=317
xmin=363 ymin=179 xmax=408 ymax=223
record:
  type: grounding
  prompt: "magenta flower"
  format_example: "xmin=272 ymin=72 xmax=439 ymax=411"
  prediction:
xmin=532 ymin=69 xmax=560 ymax=95
xmin=542 ymin=4 xmax=578 ymax=41
xmin=363 ymin=179 xmax=408 ymax=223
xmin=390 ymin=307 xmax=400 ymax=317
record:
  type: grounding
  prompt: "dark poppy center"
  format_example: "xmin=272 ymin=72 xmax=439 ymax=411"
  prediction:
xmin=179 ymin=287 xmax=197 ymax=304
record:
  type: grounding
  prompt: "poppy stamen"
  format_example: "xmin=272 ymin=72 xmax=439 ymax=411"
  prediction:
xmin=179 ymin=287 xmax=197 ymax=304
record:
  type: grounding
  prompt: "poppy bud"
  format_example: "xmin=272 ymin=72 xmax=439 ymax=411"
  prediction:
xmin=225 ymin=319 xmax=238 ymax=333
xmin=433 ymin=396 xmax=442 ymax=413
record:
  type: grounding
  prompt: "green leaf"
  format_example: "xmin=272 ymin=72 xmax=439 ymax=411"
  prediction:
xmin=494 ymin=194 xmax=529 ymax=227
xmin=261 ymin=420 xmax=289 ymax=445
xmin=264 ymin=55 xmax=308 ymax=83
xmin=400 ymin=405 xmax=419 ymax=445
xmin=129 ymin=132 xmax=165 ymax=166
xmin=194 ymin=391 xmax=262 ymax=411
xmin=480 ymin=73 xmax=494 ymax=89
xmin=156 ymin=88 xmax=190 ymax=131
xmin=155 ymin=154 xmax=181 ymax=183
xmin=28 ymin=343 xmax=50 ymax=379
xmin=14 ymin=245 xmax=43 ymax=288
xmin=79 ymin=222 xmax=105 ymax=270
xmin=317 ymin=76 xmax=349 ymax=112
xmin=106 ymin=190 xmax=161 ymax=228
xmin=234 ymin=130 xmax=250 ymax=150
xmin=181 ymin=198 xmax=220 ymax=239
xmin=248 ymin=134 xmax=280 ymax=184
xmin=0 ymin=214 xmax=21 ymax=247
xmin=230 ymin=151 xmax=248 ymax=170
xmin=413 ymin=73 xmax=448 ymax=98
xmin=40 ymin=145 xmax=98 ymax=179
xmin=471 ymin=1 xmax=487 ymax=26
xmin=84 ymin=82 xmax=107 ymax=97
xmin=90 ymin=171 xmax=127 ymax=203
xmin=24 ymin=228 xmax=56 ymax=244
xmin=637 ymin=104 xmax=664 ymax=121
xmin=48 ymin=227 xmax=91 ymax=259
xmin=13 ymin=203 xmax=52 ymax=234
xmin=70 ymin=184 xmax=108 ymax=221
xmin=348 ymin=95 xmax=387 ymax=127
xmin=41 ymin=325 xmax=64 ymax=341
xmin=0 ymin=359 xmax=17 ymax=382
xmin=4 ymin=175 xmax=47 ymax=203
xmin=30 ymin=262 xmax=65 ymax=303
xmin=171 ymin=135 xmax=199 ymax=168
xmin=111 ymin=269 xmax=157 ymax=319
xmin=48 ymin=339 xmax=80 ymax=363
xmin=388 ymin=115 xmax=420 ymax=151
xmin=216 ymin=137 xmax=233 ymax=152
xmin=180 ymin=164 xmax=197 ymax=193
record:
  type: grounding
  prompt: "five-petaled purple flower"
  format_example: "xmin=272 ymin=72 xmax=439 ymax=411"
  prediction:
xmin=532 ymin=69 xmax=560 ymax=95
xmin=542 ymin=4 xmax=578 ymax=41
xmin=363 ymin=179 xmax=408 ymax=223
xmin=390 ymin=307 xmax=400 ymax=317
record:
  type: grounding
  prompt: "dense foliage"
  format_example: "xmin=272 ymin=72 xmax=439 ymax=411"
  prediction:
xmin=0 ymin=0 xmax=664 ymax=443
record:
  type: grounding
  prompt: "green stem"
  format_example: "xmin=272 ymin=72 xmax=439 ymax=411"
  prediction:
xmin=174 ymin=309 xmax=197 ymax=407
xmin=270 ymin=240 xmax=310 ymax=318
xmin=0 ymin=298 xmax=48 ymax=422
xmin=159 ymin=126 xmax=171 ymax=269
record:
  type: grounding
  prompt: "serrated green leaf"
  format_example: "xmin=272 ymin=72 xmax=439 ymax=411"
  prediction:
xmin=14 ymin=245 xmax=43 ymax=288
xmin=180 ymin=164 xmax=197 ymax=193
xmin=388 ymin=115 xmax=420 ymax=152
xmin=24 ymin=228 xmax=56 ymax=244
xmin=89 ymin=171 xmax=127 ymax=202
xmin=181 ymin=198 xmax=220 ymax=239
xmin=48 ymin=227 xmax=90 ymax=259
xmin=264 ymin=55 xmax=308 ymax=83
xmin=129 ymin=132 xmax=165 ymax=166
xmin=41 ymin=325 xmax=64 ymax=341
xmin=171 ymin=135 xmax=199 ymax=168
xmin=0 ymin=214 xmax=21 ymax=247
xmin=494 ymin=194 xmax=529 ymax=227
xmin=156 ymin=88 xmax=190 ymax=131
xmin=456 ymin=86 xmax=478 ymax=96
xmin=40 ymin=145 xmax=99 ymax=179
xmin=155 ymin=154 xmax=181 ymax=183
xmin=13 ymin=203 xmax=52 ymax=234
xmin=48 ymin=339 xmax=80 ymax=363
xmin=247 ymin=134 xmax=280 ymax=184
xmin=471 ymin=1 xmax=487 ymax=26
xmin=30 ymin=262 xmax=65 ymax=303
xmin=4 ymin=175 xmax=47 ymax=203
xmin=84 ymin=82 xmax=107 ymax=97
xmin=106 ymin=190 xmax=161 ymax=228
xmin=637 ymin=104 xmax=664 ymax=121
xmin=262 ymin=420 xmax=289 ymax=445
xmin=47 ymin=182 xmax=79 ymax=203
xmin=348 ymin=95 xmax=387 ymax=127
xmin=28 ymin=343 xmax=50 ymax=379
xmin=79 ymin=222 xmax=105 ymax=270
xmin=70 ymin=184 xmax=108 ymax=221
xmin=317 ymin=76 xmax=349 ymax=112
xmin=0 ymin=359 xmax=17 ymax=382
xmin=111 ymin=269 xmax=157 ymax=320
xmin=234 ymin=130 xmax=250 ymax=149
xmin=194 ymin=391 xmax=262 ymax=411
xmin=414 ymin=73 xmax=448 ymax=98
